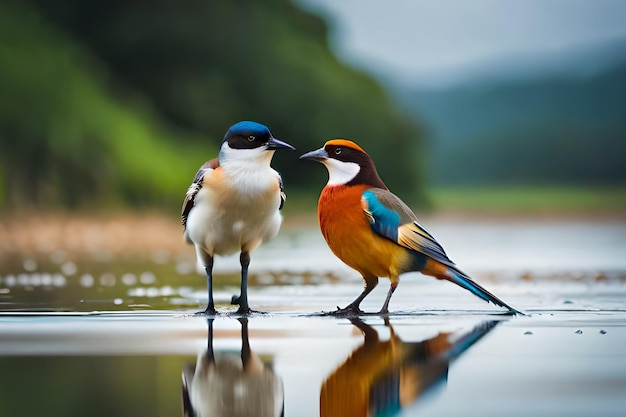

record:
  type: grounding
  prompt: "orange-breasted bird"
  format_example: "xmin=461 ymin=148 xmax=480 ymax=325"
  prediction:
xmin=182 ymin=121 xmax=295 ymax=314
xmin=300 ymin=139 xmax=522 ymax=315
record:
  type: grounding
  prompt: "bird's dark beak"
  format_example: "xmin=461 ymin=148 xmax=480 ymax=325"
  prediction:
xmin=299 ymin=147 xmax=328 ymax=161
xmin=267 ymin=136 xmax=296 ymax=151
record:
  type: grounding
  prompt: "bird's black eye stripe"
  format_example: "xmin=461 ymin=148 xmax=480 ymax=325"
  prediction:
xmin=334 ymin=147 xmax=342 ymax=155
xmin=248 ymin=135 xmax=256 ymax=142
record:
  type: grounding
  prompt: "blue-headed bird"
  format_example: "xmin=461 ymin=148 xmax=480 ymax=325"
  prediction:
xmin=300 ymin=139 xmax=522 ymax=315
xmin=182 ymin=121 xmax=295 ymax=314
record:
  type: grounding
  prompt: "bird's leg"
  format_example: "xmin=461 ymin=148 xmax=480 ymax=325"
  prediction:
xmin=331 ymin=276 xmax=378 ymax=316
xmin=201 ymin=255 xmax=217 ymax=315
xmin=238 ymin=317 xmax=251 ymax=368
xmin=231 ymin=251 xmax=251 ymax=314
xmin=378 ymin=282 xmax=398 ymax=315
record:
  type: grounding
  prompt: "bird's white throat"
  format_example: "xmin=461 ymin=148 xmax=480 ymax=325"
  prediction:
xmin=218 ymin=143 xmax=279 ymax=194
xmin=323 ymin=158 xmax=360 ymax=186
xmin=219 ymin=142 xmax=274 ymax=165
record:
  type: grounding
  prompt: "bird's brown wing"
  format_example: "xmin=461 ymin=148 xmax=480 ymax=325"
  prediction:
xmin=278 ymin=173 xmax=286 ymax=210
xmin=181 ymin=158 xmax=218 ymax=231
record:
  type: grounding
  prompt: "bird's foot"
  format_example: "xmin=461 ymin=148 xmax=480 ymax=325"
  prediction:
xmin=230 ymin=295 xmax=264 ymax=316
xmin=194 ymin=307 xmax=219 ymax=317
xmin=235 ymin=306 xmax=251 ymax=315
xmin=230 ymin=306 xmax=266 ymax=316
xmin=376 ymin=308 xmax=390 ymax=317
xmin=322 ymin=304 xmax=364 ymax=317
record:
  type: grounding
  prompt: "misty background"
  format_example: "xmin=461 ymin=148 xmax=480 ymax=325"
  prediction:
xmin=300 ymin=0 xmax=626 ymax=191
xmin=1 ymin=0 xmax=625 ymax=212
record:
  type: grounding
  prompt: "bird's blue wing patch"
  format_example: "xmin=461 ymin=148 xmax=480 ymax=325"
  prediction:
xmin=361 ymin=190 xmax=400 ymax=242
xmin=362 ymin=188 xmax=455 ymax=268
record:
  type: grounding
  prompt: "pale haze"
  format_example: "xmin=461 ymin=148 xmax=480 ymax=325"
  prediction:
xmin=297 ymin=0 xmax=626 ymax=86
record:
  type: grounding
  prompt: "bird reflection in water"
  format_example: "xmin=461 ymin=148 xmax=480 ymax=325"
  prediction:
xmin=182 ymin=318 xmax=284 ymax=417
xmin=320 ymin=318 xmax=500 ymax=417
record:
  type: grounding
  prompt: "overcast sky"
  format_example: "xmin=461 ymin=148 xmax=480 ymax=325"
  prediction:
xmin=297 ymin=0 xmax=626 ymax=86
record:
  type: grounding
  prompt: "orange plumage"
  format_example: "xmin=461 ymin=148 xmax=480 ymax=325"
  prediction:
xmin=318 ymin=184 xmax=410 ymax=283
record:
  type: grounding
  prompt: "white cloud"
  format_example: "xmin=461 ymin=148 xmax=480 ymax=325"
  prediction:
xmin=297 ymin=0 xmax=626 ymax=85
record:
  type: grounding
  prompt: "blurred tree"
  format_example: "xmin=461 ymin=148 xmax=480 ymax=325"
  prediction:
xmin=0 ymin=0 xmax=209 ymax=209
xmin=0 ymin=0 xmax=424 ymax=209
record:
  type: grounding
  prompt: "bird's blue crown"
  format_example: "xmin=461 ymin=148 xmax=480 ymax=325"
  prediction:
xmin=224 ymin=121 xmax=271 ymax=141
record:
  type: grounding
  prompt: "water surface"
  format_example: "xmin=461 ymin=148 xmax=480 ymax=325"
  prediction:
xmin=1 ymin=220 xmax=626 ymax=416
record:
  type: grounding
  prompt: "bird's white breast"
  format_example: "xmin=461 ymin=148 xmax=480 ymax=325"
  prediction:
xmin=186 ymin=160 xmax=283 ymax=256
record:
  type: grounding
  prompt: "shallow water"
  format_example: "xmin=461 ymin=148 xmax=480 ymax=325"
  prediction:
xmin=1 ymin=220 xmax=626 ymax=417
xmin=1 ymin=307 xmax=625 ymax=417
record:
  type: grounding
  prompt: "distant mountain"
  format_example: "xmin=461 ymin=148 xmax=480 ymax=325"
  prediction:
xmin=398 ymin=52 xmax=626 ymax=186
xmin=405 ymin=38 xmax=626 ymax=90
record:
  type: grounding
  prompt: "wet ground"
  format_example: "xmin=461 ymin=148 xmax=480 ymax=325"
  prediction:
xmin=1 ymin=218 xmax=626 ymax=417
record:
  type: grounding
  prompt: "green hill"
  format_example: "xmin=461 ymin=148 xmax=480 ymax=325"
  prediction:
xmin=0 ymin=0 xmax=424 ymax=209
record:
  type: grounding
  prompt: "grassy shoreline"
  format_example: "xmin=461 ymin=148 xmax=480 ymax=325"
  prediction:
xmin=427 ymin=185 xmax=626 ymax=215
xmin=2 ymin=186 xmax=624 ymax=263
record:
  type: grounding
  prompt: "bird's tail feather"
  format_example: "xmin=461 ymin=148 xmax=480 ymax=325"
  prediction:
xmin=445 ymin=268 xmax=524 ymax=315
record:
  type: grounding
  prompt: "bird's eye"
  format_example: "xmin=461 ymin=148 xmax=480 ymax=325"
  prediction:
xmin=248 ymin=135 xmax=255 ymax=142
xmin=334 ymin=147 xmax=342 ymax=155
